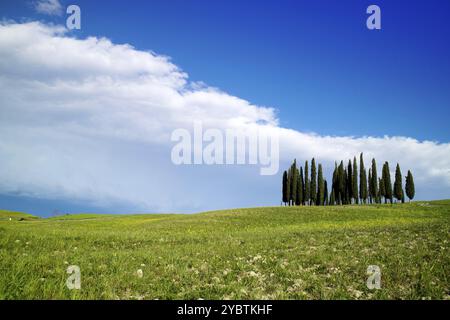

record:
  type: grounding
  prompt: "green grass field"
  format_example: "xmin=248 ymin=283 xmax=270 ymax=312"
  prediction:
xmin=0 ymin=201 xmax=449 ymax=300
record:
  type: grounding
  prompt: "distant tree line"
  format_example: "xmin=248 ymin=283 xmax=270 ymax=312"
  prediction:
xmin=282 ymin=154 xmax=415 ymax=206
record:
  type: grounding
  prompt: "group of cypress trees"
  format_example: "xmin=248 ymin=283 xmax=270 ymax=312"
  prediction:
xmin=282 ymin=154 xmax=415 ymax=206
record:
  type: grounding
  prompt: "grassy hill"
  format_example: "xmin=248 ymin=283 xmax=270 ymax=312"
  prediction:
xmin=0 ymin=201 xmax=449 ymax=300
xmin=0 ymin=210 xmax=38 ymax=221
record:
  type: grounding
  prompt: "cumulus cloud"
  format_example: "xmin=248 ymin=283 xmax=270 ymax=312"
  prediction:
xmin=0 ymin=21 xmax=449 ymax=213
xmin=33 ymin=0 xmax=63 ymax=16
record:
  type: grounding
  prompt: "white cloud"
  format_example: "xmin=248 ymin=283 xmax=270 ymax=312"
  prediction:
xmin=0 ymin=21 xmax=449 ymax=212
xmin=33 ymin=0 xmax=63 ymax=16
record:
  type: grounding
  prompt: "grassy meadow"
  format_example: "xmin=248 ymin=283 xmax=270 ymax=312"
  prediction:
xmin=0 ymin=201 xmax=449 ymax=300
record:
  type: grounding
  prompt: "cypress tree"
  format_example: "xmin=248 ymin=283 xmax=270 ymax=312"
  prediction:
xmin=282 ymin=156 xmax=413 ymax=207
xmin=330 ymin=190 xmax=335 ymax=206
xmin=383 ymin=162 xmax=393 ymax=204
xmin=371 ymin=159 xmax=379 ymax=204
xmin=379 ymin=177 xmax=385 ymax=203
xmin=304 ymin=161 xmax=310 ymax=205
xmin=332 ymin=163 xmax=338 ymax=204
xmin=347 ymin=160 xmax=353 ymax=204
xmin=376 ymin=178 xmax=381 ymax=202
xmin=301 ymin=167 xmax=306 ymax=205
xmin=352 ymin=157 xmax=359 ymax=204
xmin=282 ymin=170 xmax=288 ymax=205
xmin=287 ymin=168 xmax=292 ymax=205
xmin=296 ymin=167 xmax=304 ymax=206
xmin=317 ymin=164 xmax=324 ymax=205
xmin=344 ymin=167 xmax=349 ymax=204
xmin=359 ymin=153 xmax=368 ymax=204
xmin=310 ymin=158 xmax=317 ymax=205
xmin=405 ymin=170 xmax=415 ymax=202
xmin=381 ymin=163 xmax=387 ymax=203
xmin=338 ymin=161 xmax=345 ymax=205
xmin=290 ymin=160 xmax=298 ymax=205
xmin=394 ymin=163 xmax=403 ymax=203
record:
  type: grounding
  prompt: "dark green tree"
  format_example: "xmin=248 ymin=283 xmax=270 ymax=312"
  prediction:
xmin=329 ymin=190 xmax=335 ymax=206
xmin=394 ymin=163 xmax=403 ymax=203
xmin=371 ymin=159 xmax=379 ymax=204
xmin=282 ymin=170 xmax=289 ymax=205
xmin=288 ymin=168 xmax=292 ymax=205
xmin=317 ymin=163 xmax=324 ymax=205
xmin=304 ymin=161 xmax=310 ymax=205
xmin=282 ymin=155 xmax=413 ymax=207
xmin=338 ymin=161 xmax=345 ymax=205
xmin=359 ymin=153 xmax=368 ymax=204
xmin=383 ymin=162 xmax=393 ymax=204
xmin=405 ymin=170 xmax=415 ymax=202
xmin=379 ymin=177 xmax=385 ymax=203
xmin=347 ymin=160 xmax=353 ymax=204
xmin=310 ymin=158 xmax=317 ymax=205
xmin=332 ymin=163 xmax=338 ymax=204
xmin=344 ymin=167 xmax=349 ymax=204
xmin=352 ymin=157 xmax=359 ymax=204
xmin=290 ymin=160 xmax=298 ymax=205
xmin=296 ymin=167 xmax=304 ymax=206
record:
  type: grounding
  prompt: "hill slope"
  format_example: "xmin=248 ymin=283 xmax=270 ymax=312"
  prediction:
xmin=0 ymin=201 xmax=449 ymax=299
xmin=0 ymin=210 xmax=38 ymax=221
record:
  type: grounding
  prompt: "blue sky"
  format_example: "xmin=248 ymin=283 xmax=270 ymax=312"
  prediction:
xmin=0 ymin=0 xmax=449 ymax=216
xmin=2 ymin=0 xmax=450 ymax=140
